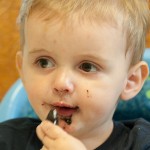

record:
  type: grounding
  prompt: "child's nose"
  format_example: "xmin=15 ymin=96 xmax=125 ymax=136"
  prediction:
xmin=52 ymin=70 xmax=74 ymax=96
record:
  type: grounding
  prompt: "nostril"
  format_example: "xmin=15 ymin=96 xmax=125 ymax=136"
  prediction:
xmin=64 ymin=89 xmax=69 ymax=92
xmin=54 ymin=88 xmax=59 ymax=92
xmin=53 ymin=88 xmax=70 ymax=96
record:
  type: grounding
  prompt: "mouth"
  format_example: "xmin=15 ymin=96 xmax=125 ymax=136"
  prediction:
xmin=52 ymin=102 xmax=79 ymax=117
xmin=50 ymin=102 xmax=79 ymax=125
xmin=56 ymin=106 xmax=79 ymax=117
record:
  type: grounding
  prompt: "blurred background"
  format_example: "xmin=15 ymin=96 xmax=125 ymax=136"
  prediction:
xmin=0 ymin=0 xmax=20 ymax=100
xmin=0 ymin=0 xmax=150 ymax=101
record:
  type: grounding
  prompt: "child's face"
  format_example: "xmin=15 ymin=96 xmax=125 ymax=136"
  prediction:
xmin=18 ymin=14 xmax=130 ymax=138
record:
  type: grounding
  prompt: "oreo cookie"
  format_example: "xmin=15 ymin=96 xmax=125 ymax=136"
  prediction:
xmin=46 ymin=109 xmax=58 ymax=125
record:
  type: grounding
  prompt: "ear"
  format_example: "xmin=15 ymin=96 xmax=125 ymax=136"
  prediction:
xmin=16 ymin=51 xmax=23 ymax=79
xmin=120 ymin=61 xmax=149 ymax=101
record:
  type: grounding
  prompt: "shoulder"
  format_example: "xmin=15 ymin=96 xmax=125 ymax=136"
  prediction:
xmin=122 ymin=118 xmax=150 ymax=134
xmin=0 ymin=117 xmax=41 ymax=130
xmin=0 ymin=118 xmax=41 ymax=150
xmin=119 ymin=118 xmax=150 ymax=149
xmin=0 ymin=118 xmax=41 ymax=137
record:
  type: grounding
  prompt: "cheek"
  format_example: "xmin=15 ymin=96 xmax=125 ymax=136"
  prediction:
xmin=81 ymin=88 xmax=118 ymax=120
xmin=23 ymin=79 xmax=50 ymax=118
xmin=22 ymin=70 xmax=48 ymax=102
xmin=24 ymin=80 xmax=42 ymax=100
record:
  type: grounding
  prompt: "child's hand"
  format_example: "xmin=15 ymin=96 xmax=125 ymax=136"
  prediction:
xmin=36 ymin=120 xmax=87 ymax=150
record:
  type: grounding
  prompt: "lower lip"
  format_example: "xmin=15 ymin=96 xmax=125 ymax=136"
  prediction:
xmin=56 ymin=107 xmax=78 ymax=117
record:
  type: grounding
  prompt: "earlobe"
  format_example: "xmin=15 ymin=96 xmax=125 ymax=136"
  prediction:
xmin=16 ymin=51 xmax=23 ymax=78
xmin=120 ymin=61 xmax=149 ymax=101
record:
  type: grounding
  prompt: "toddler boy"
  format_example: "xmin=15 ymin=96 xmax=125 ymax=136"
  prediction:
xmin=0 ymin=0 xmax=150 ymax=149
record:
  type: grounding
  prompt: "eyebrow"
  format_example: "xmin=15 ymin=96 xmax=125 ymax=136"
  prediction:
xmin=29 ymin=48 xmax=110 ymax=64
xmin=78 ymin=53 xmax=109 ymax=63
xmin=29 ymin=48 xmax=50 ymax=54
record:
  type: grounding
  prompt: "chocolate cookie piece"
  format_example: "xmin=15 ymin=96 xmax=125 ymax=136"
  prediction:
xmin=46 ymin=109 xmax=72 ymax=125
xmin=60 ymin=116 xmax=72 ymax=125
xmin=46 ymin=109 xmax=58 ymax=125
xmin=64 ymin=117 xmax=72 ymax=125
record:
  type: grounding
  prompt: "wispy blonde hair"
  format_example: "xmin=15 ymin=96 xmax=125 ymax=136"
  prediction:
xmin=18 ymin=0 xmax=150 ymax=65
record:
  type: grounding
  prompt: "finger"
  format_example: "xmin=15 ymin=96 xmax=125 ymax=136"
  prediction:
xmin=36 ymin=124 xmax=46 ymax=142
xmin=37 ymin=122 xmax=55 ymax=149
xmin=42 ymin=135 xmax=54 ymax=149
xmin=40 ymin=146 xmax=48 ymax=150
xmin=41 ymin=120 xmax=67 ymax=140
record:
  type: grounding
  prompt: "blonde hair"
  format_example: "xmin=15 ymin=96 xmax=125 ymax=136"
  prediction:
xmin=18 ymin=0 xmax=150 ymax=65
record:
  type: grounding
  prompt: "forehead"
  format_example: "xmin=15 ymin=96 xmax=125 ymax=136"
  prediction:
xmin=25 ymin=13 xmax=125 ymax=50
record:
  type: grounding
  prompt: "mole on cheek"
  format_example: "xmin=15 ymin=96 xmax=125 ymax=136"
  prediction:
xmin=41 ymin=103 xmax=47 ymax=107
xmin=53 ymin=39 xmax=57 ymax=44
xmin=86 ymin=90 xmax=91 ymax=98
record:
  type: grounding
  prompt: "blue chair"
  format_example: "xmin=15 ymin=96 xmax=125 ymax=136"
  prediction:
xmin=0 ymin=49 xmax=150 ymax=122
xmin=0 ymin=80 xmax=38 ymax=122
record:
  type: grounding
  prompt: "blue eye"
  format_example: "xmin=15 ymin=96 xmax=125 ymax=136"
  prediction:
xmin=79 ymin=62 xmax=98 ymax=72
xmin=37 ymin=58 xmax=54 ymax=68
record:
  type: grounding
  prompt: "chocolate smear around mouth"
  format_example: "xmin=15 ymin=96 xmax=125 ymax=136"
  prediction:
xmin=46 ymin=109 xmax=72 ymax=125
